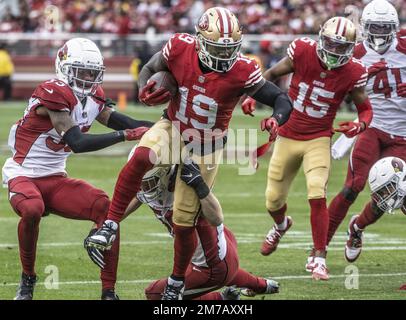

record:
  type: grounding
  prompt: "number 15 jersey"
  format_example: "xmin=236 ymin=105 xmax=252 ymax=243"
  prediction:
xmin=278 ymin=37 xmax=368 ymax=141
xmin=161 ymin=33 xmax=263 ymax=140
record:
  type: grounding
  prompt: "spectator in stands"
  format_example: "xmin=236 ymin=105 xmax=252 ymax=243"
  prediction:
xmin=0 ymin=42 xmax=14 ymax=101
xmin=129 ymin=50 xmax=141 ymax=104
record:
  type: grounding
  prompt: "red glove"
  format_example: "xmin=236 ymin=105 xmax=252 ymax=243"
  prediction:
xmin=397 ymin=83 xmax=406 ymax=98
xmin=334 ymin=121 xmax=365 ymax=138
xmin=367 ymin=61 xmax=388 ymax=78
xmin=261 ymin=117 xmax=279 ymax=142
xmin=124 ymin=127 xmax=149 ymax=141
xmin=241 ymin=97 xmax=256 ymax=117
xmin=138 ymin=81 xmax=171 ymax=106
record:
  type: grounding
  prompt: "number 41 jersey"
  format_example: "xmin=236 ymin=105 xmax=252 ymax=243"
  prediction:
xmin=162 ymin=33 xmax=263 ymax=140
xmin=278 ymin=37 xmax=368 ymax=141
xmin=353 ymin=34 xmax=406 ymax=137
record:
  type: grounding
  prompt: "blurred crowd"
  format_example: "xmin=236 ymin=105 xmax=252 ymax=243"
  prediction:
xmin=0 ymin=0 xmax=405 ymax=35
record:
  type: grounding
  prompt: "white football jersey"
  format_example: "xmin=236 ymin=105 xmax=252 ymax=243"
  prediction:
xmin=354 ymin=37 xmax=406 ymax=137
xmin=2 ymin=79 xmax=105 ymax=185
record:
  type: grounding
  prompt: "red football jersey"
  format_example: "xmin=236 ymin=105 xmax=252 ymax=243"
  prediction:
xmin=278 ymin=37 xmax=368 ymax=140
xmin=162 ymin=33 xmax=263 ymax=140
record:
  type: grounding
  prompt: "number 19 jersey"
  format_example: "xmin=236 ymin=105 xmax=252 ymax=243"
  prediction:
xmin=161 ymin=33 xmax=263 ymax=140
xmin=278 ymin=37 xmax=368 ymax=141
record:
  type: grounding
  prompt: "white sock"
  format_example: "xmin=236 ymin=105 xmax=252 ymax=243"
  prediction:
xmin=168 ymin=277 xmax=184 ymax=287
xmin=314 ymin=257 xmax=326 ymax=266
xmin=276 ymin=217 xmax=288 ymax=230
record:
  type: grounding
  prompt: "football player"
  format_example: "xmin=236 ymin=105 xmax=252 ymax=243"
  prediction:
xmin=86 ymin=7 xmax=293 ymax=299
xmin=1 ymin=38 xmax=152 ymax=300
xmin=341 ymin=157 xmax=406 ymax=268
xmin=325 ymin=0 xmax=406 ymax=263
xmin=241 ymin=17 xmax=373 ymax=280
xmin=85 ymin=146 xmax=280 ymax=300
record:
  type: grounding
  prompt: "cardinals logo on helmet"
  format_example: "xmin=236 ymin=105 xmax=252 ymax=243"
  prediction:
xmin=392 ymin=157 xmax=404 ymax=173
xmin=58 ymin=44 xmax=68 ymax=61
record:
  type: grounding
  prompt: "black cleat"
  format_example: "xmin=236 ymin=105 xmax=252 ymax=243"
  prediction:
xmin=101 ymin=289 xmax=120 ymax=300
xmin=14 ymin=273 xmax=38 ymax=300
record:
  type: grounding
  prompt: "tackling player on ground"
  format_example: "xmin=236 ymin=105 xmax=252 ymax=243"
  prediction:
xmin=326 ymin=0 xmax=406 ymax=263
xmin=86 ymin=7 xmax=293 ymax=300
xmin=242 ymin=16 xmax=373 ymax=280
xmin=1 ymin=38 xmax=151 ymax=300
xmin=85 ymin=146 xmax=280 ymax=300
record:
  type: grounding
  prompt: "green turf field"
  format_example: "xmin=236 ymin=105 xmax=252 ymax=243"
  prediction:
xmin=0 ymin=101 xmax=405 ymax=300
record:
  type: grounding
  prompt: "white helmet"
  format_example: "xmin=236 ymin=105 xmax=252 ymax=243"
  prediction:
xmin=361 ymin=0 xmax=399 ymax=53
xmin=128 ymin=145 xmax=175 ymax=204
xmin=368 ymin=157 xmax=406 ymax=213
xmin=55 ymin=38 xmax=105 ymax=99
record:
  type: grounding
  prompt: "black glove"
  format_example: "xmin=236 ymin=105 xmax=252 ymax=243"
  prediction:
xmin=104 ymin=97 xmax=116 ymax=109
xmin=83 ymin=220 xmax=118 ymax=269
xmin=181 ymin=159 xmax=210 ymax=199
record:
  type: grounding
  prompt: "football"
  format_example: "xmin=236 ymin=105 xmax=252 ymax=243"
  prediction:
xmin=148 ymin=71 xmax=178 ymax=99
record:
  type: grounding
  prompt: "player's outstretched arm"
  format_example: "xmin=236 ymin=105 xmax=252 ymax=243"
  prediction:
xmin=46 ymin=109 xmax=148 ymax=153
xmin=96 ymin=103 xmax=154 ymax=130
xmin=180 ymin=160 xmax=224 ymax=226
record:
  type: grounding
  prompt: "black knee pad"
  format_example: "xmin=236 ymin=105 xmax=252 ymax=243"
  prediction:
xmin=341 ymin=187 xmax=359 ymax=202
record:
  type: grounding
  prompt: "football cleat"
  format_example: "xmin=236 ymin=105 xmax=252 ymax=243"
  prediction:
xmin=312 ymin=259 xmax=330 ymax=281
xmin=101 ymin=289 xmax=120 ymax=300
xmin=14 ymin=273 xmax=38 ymax=300
xmin=260 ymin=216 xmax=293 ymax=256
xmin=241 ymin=279 xmax=280 ymax=297
xmin=161 ymin=279 xmax=185 ymax=300
xmin=345 ymin=215 xmax=363 ymax=263
xmin=305 ymin=248 xmax=316 ymax=273
xmin=221 ymin=286 xmax=241 ymax=300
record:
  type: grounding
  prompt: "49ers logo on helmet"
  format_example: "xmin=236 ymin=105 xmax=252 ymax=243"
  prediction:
xmin=392 ymin=157 xmax=404 ymax=173
xmin=198 ymin=14 xmax=209 ymax=31
xmin=58 ymin=44 xmax=68 ymax=61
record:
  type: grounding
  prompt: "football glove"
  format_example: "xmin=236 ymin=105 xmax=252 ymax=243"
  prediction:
xmin=334 ymin=121 xmax=365 ymax=138
xmin=124 ymin=127 xmax=149 ymax=141
xmin=84 ymin=228 xmax=105 ymax=269
xmin=138 ymin=81 xmax=171 ymax=106
xmin=84 ymin=220 xmax=118 ymax=269
xmin=241 ymin=97 xmax=256 ymax=117
xmin=367 ymin=61 xmax=388 ymax=78
xmin=261 ymin=117 xmax=279 ymax=142
xmin=397 ymin=82 xmax=406 ymax=98
xmin=181 ymin=158 xmax=210 ymax=199
xmin=104 ymin=97 xmax=116 ymax=108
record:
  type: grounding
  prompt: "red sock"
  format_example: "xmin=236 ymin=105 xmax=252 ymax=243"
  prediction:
xmin=327 ymin=192 xmax=353 ymax=245
xmin=355 ymin=202 xmax=379 ymax=229
xmin=107 ymin=146 xmax=155 ymax=222
xmin=194 ymin=292 xmax=223 ymax=300
xmin=229 ymin=268 xmax=267 ymax=293
xmin=268 ymin=204 xmax=287 ymax=225
xmin=18 ymin=218 xmax=40 ymax=276
xmin=309 ymin=198 xmax=329 ymax=252
xmin=172 ymin=224 xmax=197 ymax=279
xmin=101 ymin=228 xmax=120 ymax=291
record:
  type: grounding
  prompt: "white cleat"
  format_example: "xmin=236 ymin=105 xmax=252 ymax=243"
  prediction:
xmin=312 ymin=258 xmax=329 ymax=281
xmin=305 ymin=248 xmax=316 ymax=273
xmin=345 ymin=215 xmax=363 ymax=263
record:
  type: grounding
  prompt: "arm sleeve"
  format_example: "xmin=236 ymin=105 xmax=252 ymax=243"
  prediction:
xmin=107 ymin=111 xmax=154 ymax=130
xmin=354 ymin=98 xmax=373 ymax=127
xmin=252 ymin=80 xmax=293 ymax=126
xmin=63 ymin=126 xmax=125 ymax=153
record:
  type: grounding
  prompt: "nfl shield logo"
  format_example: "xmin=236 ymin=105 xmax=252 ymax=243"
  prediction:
xmin=198 ymin=76 xmax=205 ymax=83
xmin=320 ymin=72 xmax=327 ymax=78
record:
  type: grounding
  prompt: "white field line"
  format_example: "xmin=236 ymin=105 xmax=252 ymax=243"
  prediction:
xmin=2 ymin=272 xmax=406 ymax=287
